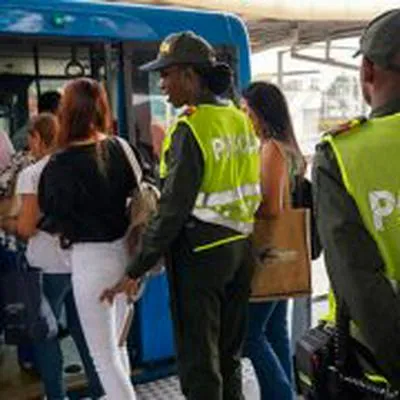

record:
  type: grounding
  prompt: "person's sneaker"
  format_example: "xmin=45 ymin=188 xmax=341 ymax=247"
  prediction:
xmin=18 ymin=361 xmax=40 ymax=378
xmin=57 ymin=324 xmax=70 ymax=340
xmin=64 ymin=363 xmax=82 ymax=374
xmin=19 ymin=360 xmax=35 ymax=371
xmin=0 ymin=334 xmax=5 ymax=363
xmin=43 ymin=397 xmax=69 ymax=399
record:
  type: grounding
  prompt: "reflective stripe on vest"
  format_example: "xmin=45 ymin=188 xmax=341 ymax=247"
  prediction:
xmin=191 ymin=208 xmax=254 ymax=234
xmin=160 ymin=103 xmax=261 ymax=241
xmin=195 ymin=183 xmax=261 ymax=207
xmin=193 ymin=234 xmax=247 ymax=253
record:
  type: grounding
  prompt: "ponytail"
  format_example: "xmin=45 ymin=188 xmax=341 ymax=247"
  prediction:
xmin=194 ymin=62 xmax=234 ymax=96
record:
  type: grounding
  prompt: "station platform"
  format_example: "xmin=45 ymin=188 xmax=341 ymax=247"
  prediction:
xmin=0 ymin=259 xmax=327 ymax=399
xmin=0 ymin=346 xmax=260 ymax=400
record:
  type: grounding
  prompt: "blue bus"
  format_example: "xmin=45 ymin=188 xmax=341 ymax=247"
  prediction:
xmin=0 ymin=0 xmax=251 ymax=148
xmin=0 ymin=0 xmax=252 ymax=397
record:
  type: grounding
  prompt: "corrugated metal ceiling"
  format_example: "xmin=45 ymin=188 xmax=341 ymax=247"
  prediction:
xmin=247 ymin=19 xmax=366 ymax=51
xmin=104 ymin=0 xmax=369 ymax=52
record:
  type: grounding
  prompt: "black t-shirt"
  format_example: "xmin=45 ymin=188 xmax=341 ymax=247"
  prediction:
xmin=38 ymin=137 xmax=137 ymax=245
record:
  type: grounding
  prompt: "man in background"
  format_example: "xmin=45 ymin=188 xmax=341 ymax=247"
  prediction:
xmin=313 ymin=9 xmax=400 ymax=390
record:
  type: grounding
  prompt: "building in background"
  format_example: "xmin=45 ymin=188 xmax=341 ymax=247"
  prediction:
xmin=252 ymin=37 xmax=366 ymax=157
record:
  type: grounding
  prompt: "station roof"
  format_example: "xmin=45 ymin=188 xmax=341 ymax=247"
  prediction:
xmin=246 ymin=19 xmax=366 ymax=52
xmin=105 ymin=0 xmax=398 ymax=52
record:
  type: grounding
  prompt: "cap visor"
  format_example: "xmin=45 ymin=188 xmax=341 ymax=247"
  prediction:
xmin=139 ymin=57 xmax=173 ymax=72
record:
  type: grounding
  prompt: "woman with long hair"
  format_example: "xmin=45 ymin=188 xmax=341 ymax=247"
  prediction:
xmin=38 ymin=78 xmax=138 ymax=399
xmin=242 ymin=81 xmax=305 ymax=400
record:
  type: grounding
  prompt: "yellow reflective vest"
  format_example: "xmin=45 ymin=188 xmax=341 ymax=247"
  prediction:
xmin=325 ymin=113 xmax=400 ymax=283
xmin=160 ymin=103 xmax=261 ymax=251
xmin=322 ymin=113 xmax=400 ymax=383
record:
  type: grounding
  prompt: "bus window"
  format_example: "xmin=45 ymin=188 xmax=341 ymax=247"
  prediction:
xmin=0 ymin=105 xmax=11 ymax=136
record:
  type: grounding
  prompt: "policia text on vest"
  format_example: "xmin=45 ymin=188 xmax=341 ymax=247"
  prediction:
xmin=160 ymin=103 xmax=261 ymax=244
xmin=211 ymin=132 xmax=259 ymax=161
xmin=324 ymin=113 xmax=400 ymax=283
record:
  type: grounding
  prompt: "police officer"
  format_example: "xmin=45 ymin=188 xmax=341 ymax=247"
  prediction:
xmin=313 ymin=9 xmax=400 ymax=391
xmin=101 ymin=32 xmax=261 ymax=400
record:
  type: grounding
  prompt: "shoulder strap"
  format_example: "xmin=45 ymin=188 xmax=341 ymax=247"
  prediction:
xmin=323 ymin=116 xmax=367 ymax=139
xmin=271 ymin=139 xmax=291 ymax=209
xmin=115 ymin=137 xmax=143 ymax=188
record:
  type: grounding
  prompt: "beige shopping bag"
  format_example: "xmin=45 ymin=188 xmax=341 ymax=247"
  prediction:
xmin=250 ymin=209 xmax=311 ymax=301
xmin=250 ymin=139 xmax=312 ymax=301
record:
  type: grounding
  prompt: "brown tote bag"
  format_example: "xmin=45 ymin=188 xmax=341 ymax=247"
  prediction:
xmin=250 ymin=143 xmax=312 ymax=301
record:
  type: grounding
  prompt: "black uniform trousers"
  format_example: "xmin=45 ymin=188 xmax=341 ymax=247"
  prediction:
xmin=167 ymin=236 xmax=252 ymax=400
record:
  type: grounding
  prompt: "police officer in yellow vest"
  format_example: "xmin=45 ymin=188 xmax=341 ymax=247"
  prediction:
xmin=313 ymin=9 xmax=400 ymax=391
xmin=102 ymin=32 xmax=261 ymax=399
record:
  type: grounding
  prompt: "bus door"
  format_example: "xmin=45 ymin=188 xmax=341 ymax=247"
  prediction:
xmin=0 ymin=36 xmax=125 ymax=400
xmin=0 ymin=38 xmax=124 ymax=150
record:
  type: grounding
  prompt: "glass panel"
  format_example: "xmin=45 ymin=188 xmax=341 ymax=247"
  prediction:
xmin=251 ymin=36 xmax=367 ymax=158
xmin=38 ymin=43 xmax=91 ymax=78
xmin=0 ymin=38 xmax=121 ymax=150
xmin=0 ymin=40 xmax=36 ymax=75
xmin=129 ymin=42 xmax=174 ymax=165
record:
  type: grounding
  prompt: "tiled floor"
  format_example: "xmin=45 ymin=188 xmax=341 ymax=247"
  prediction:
xmin=136 ymin=376 xmax=184 ymax=400
xmin=135 ymin=359 xmax=260 ymax=399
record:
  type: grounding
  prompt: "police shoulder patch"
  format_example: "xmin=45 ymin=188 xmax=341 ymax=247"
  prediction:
xmin=323 ymin=116 xmax=368 ymax=138
xmin=180 ymin=105 xmax=197 ymax=118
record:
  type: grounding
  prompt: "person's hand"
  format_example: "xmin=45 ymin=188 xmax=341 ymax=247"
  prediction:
xmin=99 ymin=275 xmax=140 ymax=305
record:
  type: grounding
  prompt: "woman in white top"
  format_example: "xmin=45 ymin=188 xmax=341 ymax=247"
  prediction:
xmin=2 ymin=113 xmax=104 ymax=400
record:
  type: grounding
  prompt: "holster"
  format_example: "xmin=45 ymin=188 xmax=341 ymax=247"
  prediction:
xmin=295 ymin=300 xmax=399 ymax=400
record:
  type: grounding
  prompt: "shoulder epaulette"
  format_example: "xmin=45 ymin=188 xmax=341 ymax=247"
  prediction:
xmin=323 ymin=116 xmax=368 ymax=138
xmin=179 ymin=105 xmax=197 ymax=118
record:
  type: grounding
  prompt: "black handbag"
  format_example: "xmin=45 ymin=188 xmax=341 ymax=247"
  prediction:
xmin=0 ymin=250 xmax=57 ymax=345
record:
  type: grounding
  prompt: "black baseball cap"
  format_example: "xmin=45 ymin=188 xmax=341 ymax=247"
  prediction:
xmin=139 ymin=31 xmax=217 ymax=72
xmin=354 ymin=9 xmax=400 ymax=71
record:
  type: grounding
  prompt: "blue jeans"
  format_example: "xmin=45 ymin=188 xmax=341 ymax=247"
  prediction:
xmin=291 ymin=296 xmax=312 ymax=355
xmin=33 ymin=274 xmax=104 ymax=400
xmin=244 ymin=300 xmax=295 ymax=400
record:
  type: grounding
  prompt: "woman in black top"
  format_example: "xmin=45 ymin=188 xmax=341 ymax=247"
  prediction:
xmin=39 ymin=78 xmax=138 ymax=400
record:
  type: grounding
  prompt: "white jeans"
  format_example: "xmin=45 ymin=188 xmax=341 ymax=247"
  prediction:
xmin=71 ymin=238 xmax=136 ymax=400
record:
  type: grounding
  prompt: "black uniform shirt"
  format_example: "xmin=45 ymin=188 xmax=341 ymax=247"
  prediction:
xmin=312 ymin=97 xmax=400 ymax=389
xmin=126 ymin=120 xmax=204 ymax=279
xmin=126 ymin=97 xmax=246 ymax=279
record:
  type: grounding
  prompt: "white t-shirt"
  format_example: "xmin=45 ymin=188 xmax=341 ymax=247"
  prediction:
xmin=15 ymin=155 xmax=71 ymax=273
